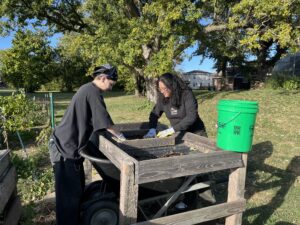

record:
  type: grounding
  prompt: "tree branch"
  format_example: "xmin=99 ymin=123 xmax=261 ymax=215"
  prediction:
xmin=123 ymin=0 xmax=141 ymax=18
xmin=204 ymin=24 xmax=227 ymax=33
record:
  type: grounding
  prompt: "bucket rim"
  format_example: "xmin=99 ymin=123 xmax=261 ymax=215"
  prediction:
xmin=218 ymin=99 xmax=258 ymax=105
xmin=218 ymin=99 xmax=258 ymax=106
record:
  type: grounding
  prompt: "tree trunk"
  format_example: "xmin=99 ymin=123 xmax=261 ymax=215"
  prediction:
xmin=134 ymin=73 xmax=145 ymax=96
xmin=216 ymin=58 xmax=227 ymax=77
xmin=145 ymin=78 xmax=158 ymax=103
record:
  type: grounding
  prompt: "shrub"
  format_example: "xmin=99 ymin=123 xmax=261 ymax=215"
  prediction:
xmin=39 ymin=78 xmax=63 ymax=92
xmin=265 ymin=77 xmax=283 ymax=89
xmin=11 ymin=146 xmax=54 ymax=203
xmin=36 ymin=126 xmax=52 ymax=145
xmin=0 ymin=91 xmax=45 ymax=132
xmin=265 ymin=76 xmax=300 ymax=90
xmin=282 ymin=79 xmax=300 ymax=90
xmin=0 ymin=91 xmax=48 ymax=149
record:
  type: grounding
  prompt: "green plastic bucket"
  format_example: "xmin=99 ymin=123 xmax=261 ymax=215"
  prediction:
xmin=217 ymin=99 xmax=258 ymax=152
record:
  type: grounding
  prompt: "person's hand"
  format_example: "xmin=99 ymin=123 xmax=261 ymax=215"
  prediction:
xmin=156 ymin=127 xmax=175 ymax=138
xmin=143 ymin=128 xmax=156 ymax=139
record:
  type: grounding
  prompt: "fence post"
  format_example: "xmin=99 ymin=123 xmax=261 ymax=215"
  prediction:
xmin=49 ymin=92 xmax=55 ymax=129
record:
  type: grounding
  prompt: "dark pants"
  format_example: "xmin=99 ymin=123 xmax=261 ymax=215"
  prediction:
xmin=49 ymin=139 xmax=85 ymax=225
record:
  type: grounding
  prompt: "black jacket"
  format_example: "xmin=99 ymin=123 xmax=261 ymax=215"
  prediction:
xmin=149 ymin=89 xmax=206 ymax=133
xmin=53 ymin=82 xmax=114 ymax=159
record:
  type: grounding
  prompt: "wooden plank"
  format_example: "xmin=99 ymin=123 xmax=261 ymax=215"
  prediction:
xmin=225 ymin=153 xmax=248 ymax=225
xmin=184 ymin=141 xmax=213 ymax=153
xmin=122 ymin=129 xmax=149 ymax=138
xmin=124 ymin=143 xmax=190 ymax=159
xmin=182 ymin=132 xmax=217 ymax=151
xmin=138 ymin=151 xmax=243 ymax=184
xmin=0 ymin=166 xmax=16 ymax=212
xmin=112 ymin=122 xmax=168 ymax=131
xmin=3 ymin=196 xmax=22 ymax=225
xmin=99 ymin=135 xmax=137 ymax=169
xmin=118 ymin=137 xmax=175 ymax=150
xmin=119 ymin=162 xmax=138 ymax=225
xmin=112 ymin=122 xmax=150 ymax=130
xmin=133 ymin=199 xmax=246 ymax=225
xmin=0 ymin=150 xmax=10 ymax=177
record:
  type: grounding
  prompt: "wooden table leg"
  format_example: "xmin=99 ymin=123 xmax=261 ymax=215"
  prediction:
xmin=119 ymin=161 xmax=138 ymax=225
xmin=225 ymin=153 xmax=248 ymax=225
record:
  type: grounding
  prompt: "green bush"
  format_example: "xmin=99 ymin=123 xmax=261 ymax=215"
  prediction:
xmin=265 ymin=77 xmax=283 ymax=89
xmin=282 ymin=79 xmax=300 ymax=90
xmin=36 ymin=126 xmax=52 ymax=145
xmin=0 ymin=91 xmax=46 ymax=132
xmin=265 ymin=76 xmax=300 ymax=90
xmin=39 ymin=78 xmax=63 ymax=92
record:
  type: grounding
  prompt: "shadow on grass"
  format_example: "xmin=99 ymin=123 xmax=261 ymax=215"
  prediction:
xmin=243 ymin=141 xmax=299 ymax=225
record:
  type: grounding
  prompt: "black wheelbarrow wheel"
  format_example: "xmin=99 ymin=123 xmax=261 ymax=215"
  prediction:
xmin=83 ymin=180 xmax=105 ymax=202
xmin=81 ymin=201 xmax=119 ymax=225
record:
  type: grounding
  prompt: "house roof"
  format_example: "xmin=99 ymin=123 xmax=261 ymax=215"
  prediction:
xmin=183 ymin=70 xmax=213 ymax=76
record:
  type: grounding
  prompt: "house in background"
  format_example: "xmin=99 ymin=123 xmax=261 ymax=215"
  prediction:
xmin=181 ymin=70 xmax=214 ymax=89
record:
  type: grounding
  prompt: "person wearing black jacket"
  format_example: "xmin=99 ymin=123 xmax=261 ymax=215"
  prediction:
xmin=144 ymin=73 xmax=215 ymax=206
xmin=48 ymin=64 xmax=126 ymax=225
xmin=144 ymin=72 xmax=207 ymax=138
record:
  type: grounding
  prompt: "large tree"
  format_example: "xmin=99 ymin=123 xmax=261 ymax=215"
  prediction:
xmin=53 ymin=34 xmax=91 ymax=92
xmin=230 ymin=0 xmax=300 ymax=79
xmin=0 ymin=0 xmax=218 ymax=98
xmin=0 ymin=30 xmax=55 ymax=92
xmin=1 ymin=0 xmax=299 ymax=93
xmin=194 ymin=0 xmax=300 ymax=80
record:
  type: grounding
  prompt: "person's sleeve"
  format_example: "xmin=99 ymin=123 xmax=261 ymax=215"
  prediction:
xmin=149 ymin=100 xmax=164 ymax=129
xmin=89 ymin=95 xmax=114 ymax=132
xmin=173 ymin=91 xmax=198 ymax=131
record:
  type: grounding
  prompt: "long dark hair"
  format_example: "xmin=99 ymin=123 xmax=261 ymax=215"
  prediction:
xmin=158 ymin=73 xmax=189 ymax=107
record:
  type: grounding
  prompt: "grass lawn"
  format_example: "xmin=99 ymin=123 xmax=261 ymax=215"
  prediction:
xmin=1 ymin=88 xmax=299 ymax=225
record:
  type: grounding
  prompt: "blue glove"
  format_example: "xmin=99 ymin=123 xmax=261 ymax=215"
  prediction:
xmin=157 ymin=127 xmax=175 ymax=138
xmin=143 ymin=128 xmax=156 ymax=138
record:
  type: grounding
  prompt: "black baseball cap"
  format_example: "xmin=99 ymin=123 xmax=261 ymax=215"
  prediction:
xmin=92 ymin=64 xmax=118 ymax=81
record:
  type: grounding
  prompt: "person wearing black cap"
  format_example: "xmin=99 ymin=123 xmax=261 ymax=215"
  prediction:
xmin=48 ymin=64 xmax=125 ymax=225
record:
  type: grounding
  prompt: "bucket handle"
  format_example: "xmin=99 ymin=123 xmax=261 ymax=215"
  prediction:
xmin=218 ymin=112 xmax=241 ymax=128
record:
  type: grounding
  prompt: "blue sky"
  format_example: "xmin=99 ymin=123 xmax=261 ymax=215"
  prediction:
xmin=0 ymin=33 xmax=216 ymax=73
xmin=175 ymin=48 xmax=216 ymax=73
